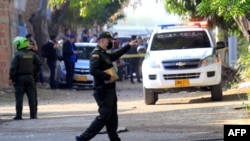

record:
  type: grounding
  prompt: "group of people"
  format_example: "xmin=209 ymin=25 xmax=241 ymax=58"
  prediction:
xmin=113 ymin=34 xmax=147 ymax=84
xmin=9 ymin=30 xmax=142 ymax=141
xmin=80 ymin=28 xmax=98 ymax=43
xmin=41 ymin=28 xmax=78 ymax=90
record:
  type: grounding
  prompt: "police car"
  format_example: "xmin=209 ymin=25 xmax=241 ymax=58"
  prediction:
xmin=138 ymin=21 xmax=226 ymax=105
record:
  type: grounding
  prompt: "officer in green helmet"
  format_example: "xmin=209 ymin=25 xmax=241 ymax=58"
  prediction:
xmin=9 ymin=36 xmax=42 ymax=120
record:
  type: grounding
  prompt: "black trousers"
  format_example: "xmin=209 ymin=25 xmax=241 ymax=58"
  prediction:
xmin=64 ymin=60 xmax=75 ymax=89
xmin=14 ymin=75 xmax=37 ymax=118
xmin=47 ymin=59 xmax=57 ymax=89
xmin=79 ymin=87 xmax=121 ymax=141
xmin=129 ymin=61 xmax=141 ymax=82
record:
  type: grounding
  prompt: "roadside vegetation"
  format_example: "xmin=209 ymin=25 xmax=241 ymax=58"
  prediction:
xmin=236 ymin=38 xmax=250 ymax=111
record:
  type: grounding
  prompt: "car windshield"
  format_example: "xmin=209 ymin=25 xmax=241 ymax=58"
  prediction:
xmin=150 ymin=31 xmax=211 ymax=51
xmin=76 ymin=46 xmax=95 ymax=59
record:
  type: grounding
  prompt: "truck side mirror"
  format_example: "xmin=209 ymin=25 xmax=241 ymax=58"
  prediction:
xmin=216 ymin=41 xmax=226 ymax=49
xmin=137 ymin=45 xmax=146 ymax=54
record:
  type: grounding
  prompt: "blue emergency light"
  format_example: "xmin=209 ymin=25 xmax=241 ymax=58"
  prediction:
xmin=157 ymin=24 xmax=185 ymax=29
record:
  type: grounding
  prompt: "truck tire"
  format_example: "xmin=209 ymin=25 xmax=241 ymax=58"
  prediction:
xmin=144 ymin=87 xmax=158 ymax=105
xmin=211 ymin=83 xmax=223 ymax=101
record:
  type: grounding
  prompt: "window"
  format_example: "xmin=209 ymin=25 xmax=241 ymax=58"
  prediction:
xmin=151 ymin=31 xmax=211 ymax=51
xmin=76 ymin=46 xmax=95 ymax=59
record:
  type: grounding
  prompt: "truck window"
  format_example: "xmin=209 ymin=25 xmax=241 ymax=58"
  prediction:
xmin=151 ymin=31 xmax=211 ymax=50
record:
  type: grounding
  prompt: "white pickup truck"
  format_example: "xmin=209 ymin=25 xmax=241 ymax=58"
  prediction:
xmin=138 ymin=22 xmax=226 ymax=105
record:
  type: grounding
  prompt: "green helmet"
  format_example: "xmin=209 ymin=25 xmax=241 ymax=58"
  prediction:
xmin=12 ymin=36 xmax=29 ymax=50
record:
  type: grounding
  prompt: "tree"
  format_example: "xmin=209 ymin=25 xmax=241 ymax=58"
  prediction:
xmin=48 ymin=0 xmax=130 ymax=33
xmin=28 ymin=0 xmax=49 ymax=55
xmin=163 ymin=0 xmax=250 ymax=41
xmin=29 ymin=0 xmax=130 ymax=54
xmin=29 ymin=0 xmax=71 ymax=55
xmin=197 ymin=0 xmax=250 ymax=41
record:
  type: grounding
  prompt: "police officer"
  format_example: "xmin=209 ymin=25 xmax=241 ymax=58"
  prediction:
xmin=75 ymin=32 xmax=137 ymax=141
xmin=9 ymin=36 xmax=42 ymax=120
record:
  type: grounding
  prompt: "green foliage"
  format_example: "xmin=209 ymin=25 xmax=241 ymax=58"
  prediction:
xmin=77 ymin=0 xmax=124 ymax=26
xmin=164 ymin=0 xmax=202 ymax=20
xmin=198 ymin=0 xmax=250 ymax=20
xmin=225 ymin=79 xmax=238 ymax=89
xmin=236 ymin=38 xmax=250 ymax=81
xmin=48 ymin=0 xmax=127 ymax=28
xmin=234 ymin=37 xmax=250 ymax=111
xmin=163 ymin=0 xmax=250 ymax=34
xmin=243 ymin=92 xmax=250 ymax=111
xmin=48 ymin=0 xmax=65 ymax=7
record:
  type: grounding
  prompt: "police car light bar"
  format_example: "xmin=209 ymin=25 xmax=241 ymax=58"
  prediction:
xmin=187 ymin=21 xmax=208 ymax=27
xmin=157 ymin=21 xmax=208 ymax=29
xmin=157 ymin=24 xmax=186 ymax=29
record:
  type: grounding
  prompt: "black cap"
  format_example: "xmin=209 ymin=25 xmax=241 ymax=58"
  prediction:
xmin=97 ymin=31 xmax=113 ymax=40
xmin=26 ymin=33 xmax=32 ymax=38
xmin=131 ymin=35 xmax=136 ymax=40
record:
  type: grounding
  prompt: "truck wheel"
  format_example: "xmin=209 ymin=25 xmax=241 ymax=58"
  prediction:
xmin=144 ymin=87 xmax=158 ymax=105
xmin=211 ymin=83 xmax=223 ymax=101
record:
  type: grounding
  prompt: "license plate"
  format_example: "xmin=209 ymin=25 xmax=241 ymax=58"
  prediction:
xmin=75 ymin=76 xmax=87 ymax=82
xmin=175 ymin=79 xmax=189 ymax=87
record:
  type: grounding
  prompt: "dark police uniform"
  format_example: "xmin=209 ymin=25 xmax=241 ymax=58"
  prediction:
xmin=9 ymin=49 xmax=42 ymax=119
xmin=78 ymin=44 xmax=131 ymax=141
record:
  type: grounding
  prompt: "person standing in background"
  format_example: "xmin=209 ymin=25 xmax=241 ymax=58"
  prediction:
xmin=127 ymin=35 xmax=142 ymax=83
xmin=41 ymin=34 xmax=60 ymax=90
xmin=63 ymin=28 xmax=71 ymax=41
xmin=89 ymin=34 xmax=97 ymax=43
xmin=9 ymin=36 xmax=42 ymax=120
xmin=136 ymin=36 xmax=145 ymax=78
xmin=26 ymin=33 xmax=38 ymax=51
xmin=112 ymin=32 xmax=123 ymax=81
xmin=81 ymin=29 xmax=89 ymax=42
xmin=62 ymin=33 xmax=78 ymax=90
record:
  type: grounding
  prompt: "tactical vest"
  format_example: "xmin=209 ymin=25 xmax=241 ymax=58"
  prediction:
xmin=17 ymin=52 xmax=34 ymax=75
